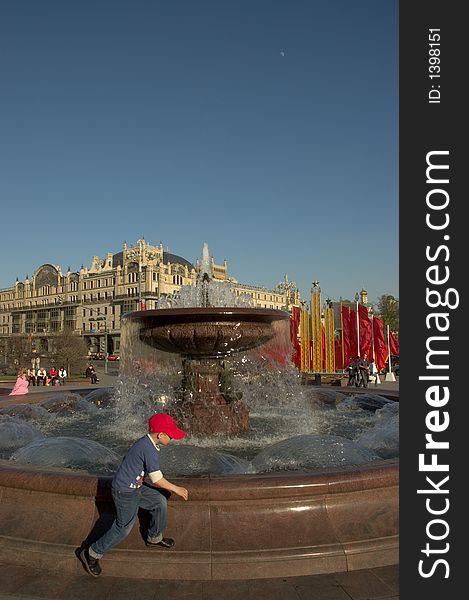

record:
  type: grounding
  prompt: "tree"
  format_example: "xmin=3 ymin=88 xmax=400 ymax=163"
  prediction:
xmin=4 ymin=336 xmax=32 ymax=372
xmin=376 ymin=294 xmax=399 ymax=338
xmin=51 ymin=330 xmax=88 ymax=375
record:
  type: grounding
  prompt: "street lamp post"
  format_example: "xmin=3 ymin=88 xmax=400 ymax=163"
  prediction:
xmin=104 ymin=328 xmax=108 ymax=374
xmin=96 ymin=317 xmax=108 ymax=374
xmin=89 ymin=314 xmax=108 ymax=373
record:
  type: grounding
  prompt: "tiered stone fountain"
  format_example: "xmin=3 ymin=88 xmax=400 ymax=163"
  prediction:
xmin=128 ymin=306 xmax=288 ymax=434
xmin=125 ymin=243 xmax=289 ymax=434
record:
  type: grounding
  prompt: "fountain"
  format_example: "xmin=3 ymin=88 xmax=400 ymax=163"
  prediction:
xmin=126 ymin=307 xmax=288 ymax=434
xmin=0 ymin=243 xmax=399 ymax=580
xmin=124 ymin=242 xmax=290 ymax=434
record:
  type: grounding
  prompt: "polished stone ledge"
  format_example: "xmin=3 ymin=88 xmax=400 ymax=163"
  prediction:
xmin=0 ymin=458 xmax=398 ymax=580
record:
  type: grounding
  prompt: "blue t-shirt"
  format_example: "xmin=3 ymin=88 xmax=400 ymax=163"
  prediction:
xmin=112 ymin=435 xmax=161 ymax=491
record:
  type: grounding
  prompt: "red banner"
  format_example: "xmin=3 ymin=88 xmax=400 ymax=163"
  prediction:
xmin=358 ymin=304 xmax=372 ymax=359
xmin=341 ymin=304 xmax=358 ymax=364
xmin=290 ymin=306 xmax=301 ymax=368
xmin=389 ymin=329 xmax=399 ymax=356
xmin=373 ymin=317 xmax=387 ymax=370
xmin=322 ymin=325 xmax=326 ymax=371
xmin=335 ymin=338 xmax=343 ymax=370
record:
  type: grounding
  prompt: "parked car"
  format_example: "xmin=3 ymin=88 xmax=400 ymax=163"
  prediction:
xmin=107 ymin=355 xmax=120 ymax=361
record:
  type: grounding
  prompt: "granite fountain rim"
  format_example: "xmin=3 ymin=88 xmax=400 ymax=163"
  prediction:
xmin=122 ymin=306 xmax=291 ymax=325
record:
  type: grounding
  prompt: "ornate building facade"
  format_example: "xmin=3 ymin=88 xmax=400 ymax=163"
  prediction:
xmin=0 ymin=239 xmax=300 ymax=360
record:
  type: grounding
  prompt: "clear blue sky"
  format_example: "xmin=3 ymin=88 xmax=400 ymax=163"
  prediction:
xmin=0 ymin=0 xmax=398 ymax=305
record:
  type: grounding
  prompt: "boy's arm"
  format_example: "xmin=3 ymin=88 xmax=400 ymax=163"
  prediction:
xmin=153 ymin=476 xmax=188 ymax=500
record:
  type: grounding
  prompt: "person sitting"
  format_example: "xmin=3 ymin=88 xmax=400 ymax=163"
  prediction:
xmin=58 ymin=367 xmax=67 ymax=386
xmin=37 ymin=367 xmax=47 ymax=385
xmin=9 ymin=369 xmax=29 ymax=396
xmin=27 ymin=367 xmax=37 ymax=386
xmin=85 ymin=364 xmax=98 ymax=384
xmin=49 ymin=367 xmax=59 ymax=386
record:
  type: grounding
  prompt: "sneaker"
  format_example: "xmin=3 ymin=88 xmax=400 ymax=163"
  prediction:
xmin=146 ymin=537 xmax=175 ymax=549
xmin=79 ymin=547 xmax=102 ymax=577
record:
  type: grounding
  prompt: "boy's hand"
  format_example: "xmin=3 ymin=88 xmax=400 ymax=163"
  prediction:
xmin=176 ymin=486 xmax=189 ymax=501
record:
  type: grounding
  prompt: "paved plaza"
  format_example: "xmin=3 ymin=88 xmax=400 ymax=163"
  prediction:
xmin=0 ymin=561 xmax=399 ymax=599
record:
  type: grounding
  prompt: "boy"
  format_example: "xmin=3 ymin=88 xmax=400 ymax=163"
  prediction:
xmin=79 ymin=413 xmax=188 ymax=577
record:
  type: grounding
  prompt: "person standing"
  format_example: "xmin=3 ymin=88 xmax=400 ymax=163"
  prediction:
xmin=9 ymin=370 xmax=29 ymax=396
xmin=358 ymin=353 xmax=370 ymax=388
xmin=369 ymin=358 xmax=380 ymax=385
xmin=79 ymin=413 xmax=189 ymax=577
xmin=345 ymin=356 xmax=356 ymax=386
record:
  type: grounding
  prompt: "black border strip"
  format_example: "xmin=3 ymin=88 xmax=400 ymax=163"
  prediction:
xmin=400 ymin=1 xmax=465 ymax=597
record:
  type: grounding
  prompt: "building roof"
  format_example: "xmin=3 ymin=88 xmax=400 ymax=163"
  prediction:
xmin=112 ymin=251 xmax=124 ymax=267
xmin=111 ymin=250 xmax=194 ymax=270
xmin=163 ymin=251 xmax=194 ymax=270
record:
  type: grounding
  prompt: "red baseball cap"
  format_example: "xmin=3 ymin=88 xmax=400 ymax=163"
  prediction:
xmin=148 ymin=413 xmax=186 ymax=440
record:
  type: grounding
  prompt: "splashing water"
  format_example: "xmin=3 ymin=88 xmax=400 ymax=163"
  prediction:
xmin=157 ymin=242 xmax=254 ymax=309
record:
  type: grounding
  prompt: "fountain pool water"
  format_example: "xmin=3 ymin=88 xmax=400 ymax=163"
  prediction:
xmin=0 ymin=382 xmax=398 ymax=475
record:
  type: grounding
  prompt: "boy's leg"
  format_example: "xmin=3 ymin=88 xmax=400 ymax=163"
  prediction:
xmin=89 ymin=489 xmax=140 ymax=558
xmin=139 ymin=484 xmax=168 ymax=545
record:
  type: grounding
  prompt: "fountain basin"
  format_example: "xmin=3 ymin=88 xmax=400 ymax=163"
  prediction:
xmin=125 ymin=307 xmax=289 ymax=357
xmin=0 ymin=458 xmax=398 ymax=580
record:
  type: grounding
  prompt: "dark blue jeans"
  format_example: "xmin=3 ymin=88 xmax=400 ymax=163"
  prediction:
xmin=89 ymin=484 xmax=167 ymax=558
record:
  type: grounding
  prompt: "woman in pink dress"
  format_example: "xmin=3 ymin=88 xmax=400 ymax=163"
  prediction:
xmin=9 ymin=369 xmax=29 ymax=396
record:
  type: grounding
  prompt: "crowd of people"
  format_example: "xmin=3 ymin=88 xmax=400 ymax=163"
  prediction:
xmin=345 ymin=353 xmax=381 ymax=388
xmin=7 ymin=363 xmax=103 ymax=397
xmin=26 ymin=366 xmax=67 ymax=387
xmin=8 ymin=366 xmax=68 ymax=396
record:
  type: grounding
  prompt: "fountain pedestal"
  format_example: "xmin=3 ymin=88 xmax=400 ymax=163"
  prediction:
xmin=130 ymin=307 xmax=289 ymax=435
xmin=181 ymin=358 xmax=249 ymax=434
